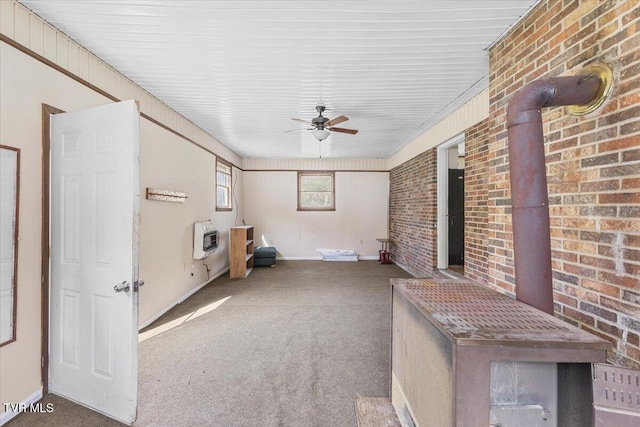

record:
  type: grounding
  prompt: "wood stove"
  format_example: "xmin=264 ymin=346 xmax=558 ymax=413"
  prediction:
xmin=390 ymin=278 xmax=610 ymax=427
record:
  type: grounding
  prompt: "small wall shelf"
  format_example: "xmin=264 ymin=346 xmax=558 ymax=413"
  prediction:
xmin=146 ymin=187 xmax=187 ymax=203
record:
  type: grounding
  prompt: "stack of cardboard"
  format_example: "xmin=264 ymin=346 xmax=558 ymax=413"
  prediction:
xmin=316 ymin=249 xmax=358 ymax=262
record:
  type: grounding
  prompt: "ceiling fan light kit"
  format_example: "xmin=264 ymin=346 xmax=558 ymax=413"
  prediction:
xmin=289 ymin=105 xmax=359 ymax=141
xmin=312 ymin=129 xmax=331 ymax=141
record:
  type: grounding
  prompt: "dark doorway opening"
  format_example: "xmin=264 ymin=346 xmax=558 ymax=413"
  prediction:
xmin=448 ymin=168 xmax=464 ymax=266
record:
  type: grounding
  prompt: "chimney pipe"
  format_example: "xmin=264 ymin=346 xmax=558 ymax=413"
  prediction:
xmin=507 ymin=73 xmax=602 ymax=315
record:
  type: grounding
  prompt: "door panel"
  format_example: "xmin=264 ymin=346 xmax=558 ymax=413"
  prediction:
xmin=50 ymin=100 xmax=139 ymax=424
xmin=61 ymin=290 xmax=80 ymax=367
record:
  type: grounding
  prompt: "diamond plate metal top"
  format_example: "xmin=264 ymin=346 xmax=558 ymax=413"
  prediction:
xmin=392 ymin=278 xmax=610 ymax=349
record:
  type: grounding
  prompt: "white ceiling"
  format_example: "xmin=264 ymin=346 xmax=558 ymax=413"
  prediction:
xmin=18 ymin=0 xmax=539 ymax=159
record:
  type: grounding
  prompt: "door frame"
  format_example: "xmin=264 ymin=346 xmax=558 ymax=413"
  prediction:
xmin=41 ymin=104 xmax=64 ymax=394
xmin=436 ymin=132 xmax=465 ymax=270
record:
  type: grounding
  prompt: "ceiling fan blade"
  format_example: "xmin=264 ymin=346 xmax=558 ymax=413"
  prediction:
xmin=328 ymin=127 xmax=358 ymax=135
xmin=291 ymin=118 xmax=313 ymax=126
xmin=284 ymin=128 xmax=313 ymax=133
xmin=325 ymin=115 xmax=348 ymax=127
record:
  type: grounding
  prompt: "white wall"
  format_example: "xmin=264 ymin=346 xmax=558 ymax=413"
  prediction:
xmin=243 ymin=171 xmax=389 ymax=259
xmin=0 ymin=44 xmax=48 ymax=415
xmin=138 ymin=120 xmax=243 ymax=325
xmin=0 ymin=38 xmax=242 ymax=418
xmin=387 ymin=89 xmax=488 ymax=170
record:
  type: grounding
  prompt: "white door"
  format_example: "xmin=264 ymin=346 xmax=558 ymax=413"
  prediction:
xmin=49 ymin=100 xmax=140 ymax=424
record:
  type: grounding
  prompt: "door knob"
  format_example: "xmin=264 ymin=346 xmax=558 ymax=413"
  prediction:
xmin=113 ymin=281 xmax=130 ymax=293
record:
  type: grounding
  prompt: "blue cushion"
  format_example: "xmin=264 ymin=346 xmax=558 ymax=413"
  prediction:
xmin=255 ymin=246 xmax=276 ymax=258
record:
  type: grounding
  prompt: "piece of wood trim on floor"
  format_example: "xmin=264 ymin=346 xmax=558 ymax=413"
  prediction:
xmin=355 ymin=397 xmax=402 ymax=427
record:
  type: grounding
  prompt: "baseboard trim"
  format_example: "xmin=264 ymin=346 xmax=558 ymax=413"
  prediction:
xmin=138 ymin=266 xmax=229 ymax=330
xmin=277 ymin=256 xmax=380 ymax=261
xmin=0 ymin=388 xmax=43 ymax=426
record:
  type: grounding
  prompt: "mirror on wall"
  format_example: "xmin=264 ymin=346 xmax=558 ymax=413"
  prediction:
xmin=1 ymin=145 xmax=20 ymax=346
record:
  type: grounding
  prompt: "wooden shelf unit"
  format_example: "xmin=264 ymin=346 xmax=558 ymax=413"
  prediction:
xmin=230 ymin=226 xmax=254 ymax=278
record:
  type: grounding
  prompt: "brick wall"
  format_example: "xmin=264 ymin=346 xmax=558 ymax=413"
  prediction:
xmin=487 ymin=0 xmax=640 ymax=367
xmin=389 ymin=149 xmax=438 ymax=277
xmin=388 ymin=0 xmax=639 ymax=368
xmin=464 ymin=119 xmax=490 ymax=286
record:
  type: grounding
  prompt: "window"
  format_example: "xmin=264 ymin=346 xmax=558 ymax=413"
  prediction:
xmin=216 ymin=159 xmax=232 ymax=211
xmin=297 ymin=171 xmax=335 ymax=211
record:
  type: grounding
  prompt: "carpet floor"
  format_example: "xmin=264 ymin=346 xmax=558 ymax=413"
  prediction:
xmin=7 ymin=260 xmax=412 ymax=427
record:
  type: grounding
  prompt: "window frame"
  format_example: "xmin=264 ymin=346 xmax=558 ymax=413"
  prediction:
xmin=216 ymin=158 xmax=233 ymax=211
xmin=297 ymin=171 xmax=336 ymax=212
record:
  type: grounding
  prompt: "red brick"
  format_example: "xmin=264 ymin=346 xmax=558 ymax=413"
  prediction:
xmin=599 ymin=271 xmax=640 ymax=291
xmin=581 ymin=153 xmax=619 ymax=168
xmin=601 ymin=164 xmax=640 ymax=178
xmin=563 ymin=306 xmax=596 ymax=326
xmin=579 ymin=180 xmax=620 ymax=192
xmin=582 ymin=279 xmax=621 ymax=298
xmin=620 ymin=206 xmax=640 ymax=217
xmin=599 ymin=193 xmax=640 ymax=204
xmin=599 ymin=220 xmax=640 ymax=233
xmin=601 ymin=296 xmax=640 ymax=318
xmin=598 ymin=136 xmax=640 ymax=153
xmin=566 ymin=285 xmax=599 ymax=304
xmin=623 ymin=149 xmax=640 ymax=161
xmin=623 ymin=289 xmax=640 ymax=305
xmin=620 ymin=91 xmax=640 ymax=109
xmin=622 ymin=178 xmax=640 ymax=190
xmin=596 ymin=320 xmax=625 ymax=340
xmin=598 ymin=105 xmax=640 ymax=127
xmin=579 ymin=301 xmax=618 ymax=322
xmin=554 ymin=292 xmax=578 ymax=308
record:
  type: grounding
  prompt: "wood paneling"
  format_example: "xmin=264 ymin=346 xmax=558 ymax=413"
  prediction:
xmin=1 ymin=0 xmax=241 ymax=167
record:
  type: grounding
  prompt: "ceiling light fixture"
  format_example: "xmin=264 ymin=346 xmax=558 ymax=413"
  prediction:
xmin=312 ymin=128 xmax=330 ymax=141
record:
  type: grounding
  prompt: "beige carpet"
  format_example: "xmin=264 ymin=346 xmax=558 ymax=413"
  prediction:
xmin=7 ymin=260 xmax=412 ymax=427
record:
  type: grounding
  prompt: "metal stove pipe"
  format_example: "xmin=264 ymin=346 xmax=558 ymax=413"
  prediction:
xmin=507 ymin=75 xmax=601 ymax=315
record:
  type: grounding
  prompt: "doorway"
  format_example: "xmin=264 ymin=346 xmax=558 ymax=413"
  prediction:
xmin=437 ymin=133 xmax=465 ymax=275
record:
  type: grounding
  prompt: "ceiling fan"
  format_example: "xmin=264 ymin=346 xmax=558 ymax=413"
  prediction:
xmin=288 ymin=105 xmax=358 ymax=141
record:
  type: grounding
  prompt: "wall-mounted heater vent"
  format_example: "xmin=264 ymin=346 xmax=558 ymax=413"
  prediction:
xmin=193 ymin=221 xmax=218 ymax=259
